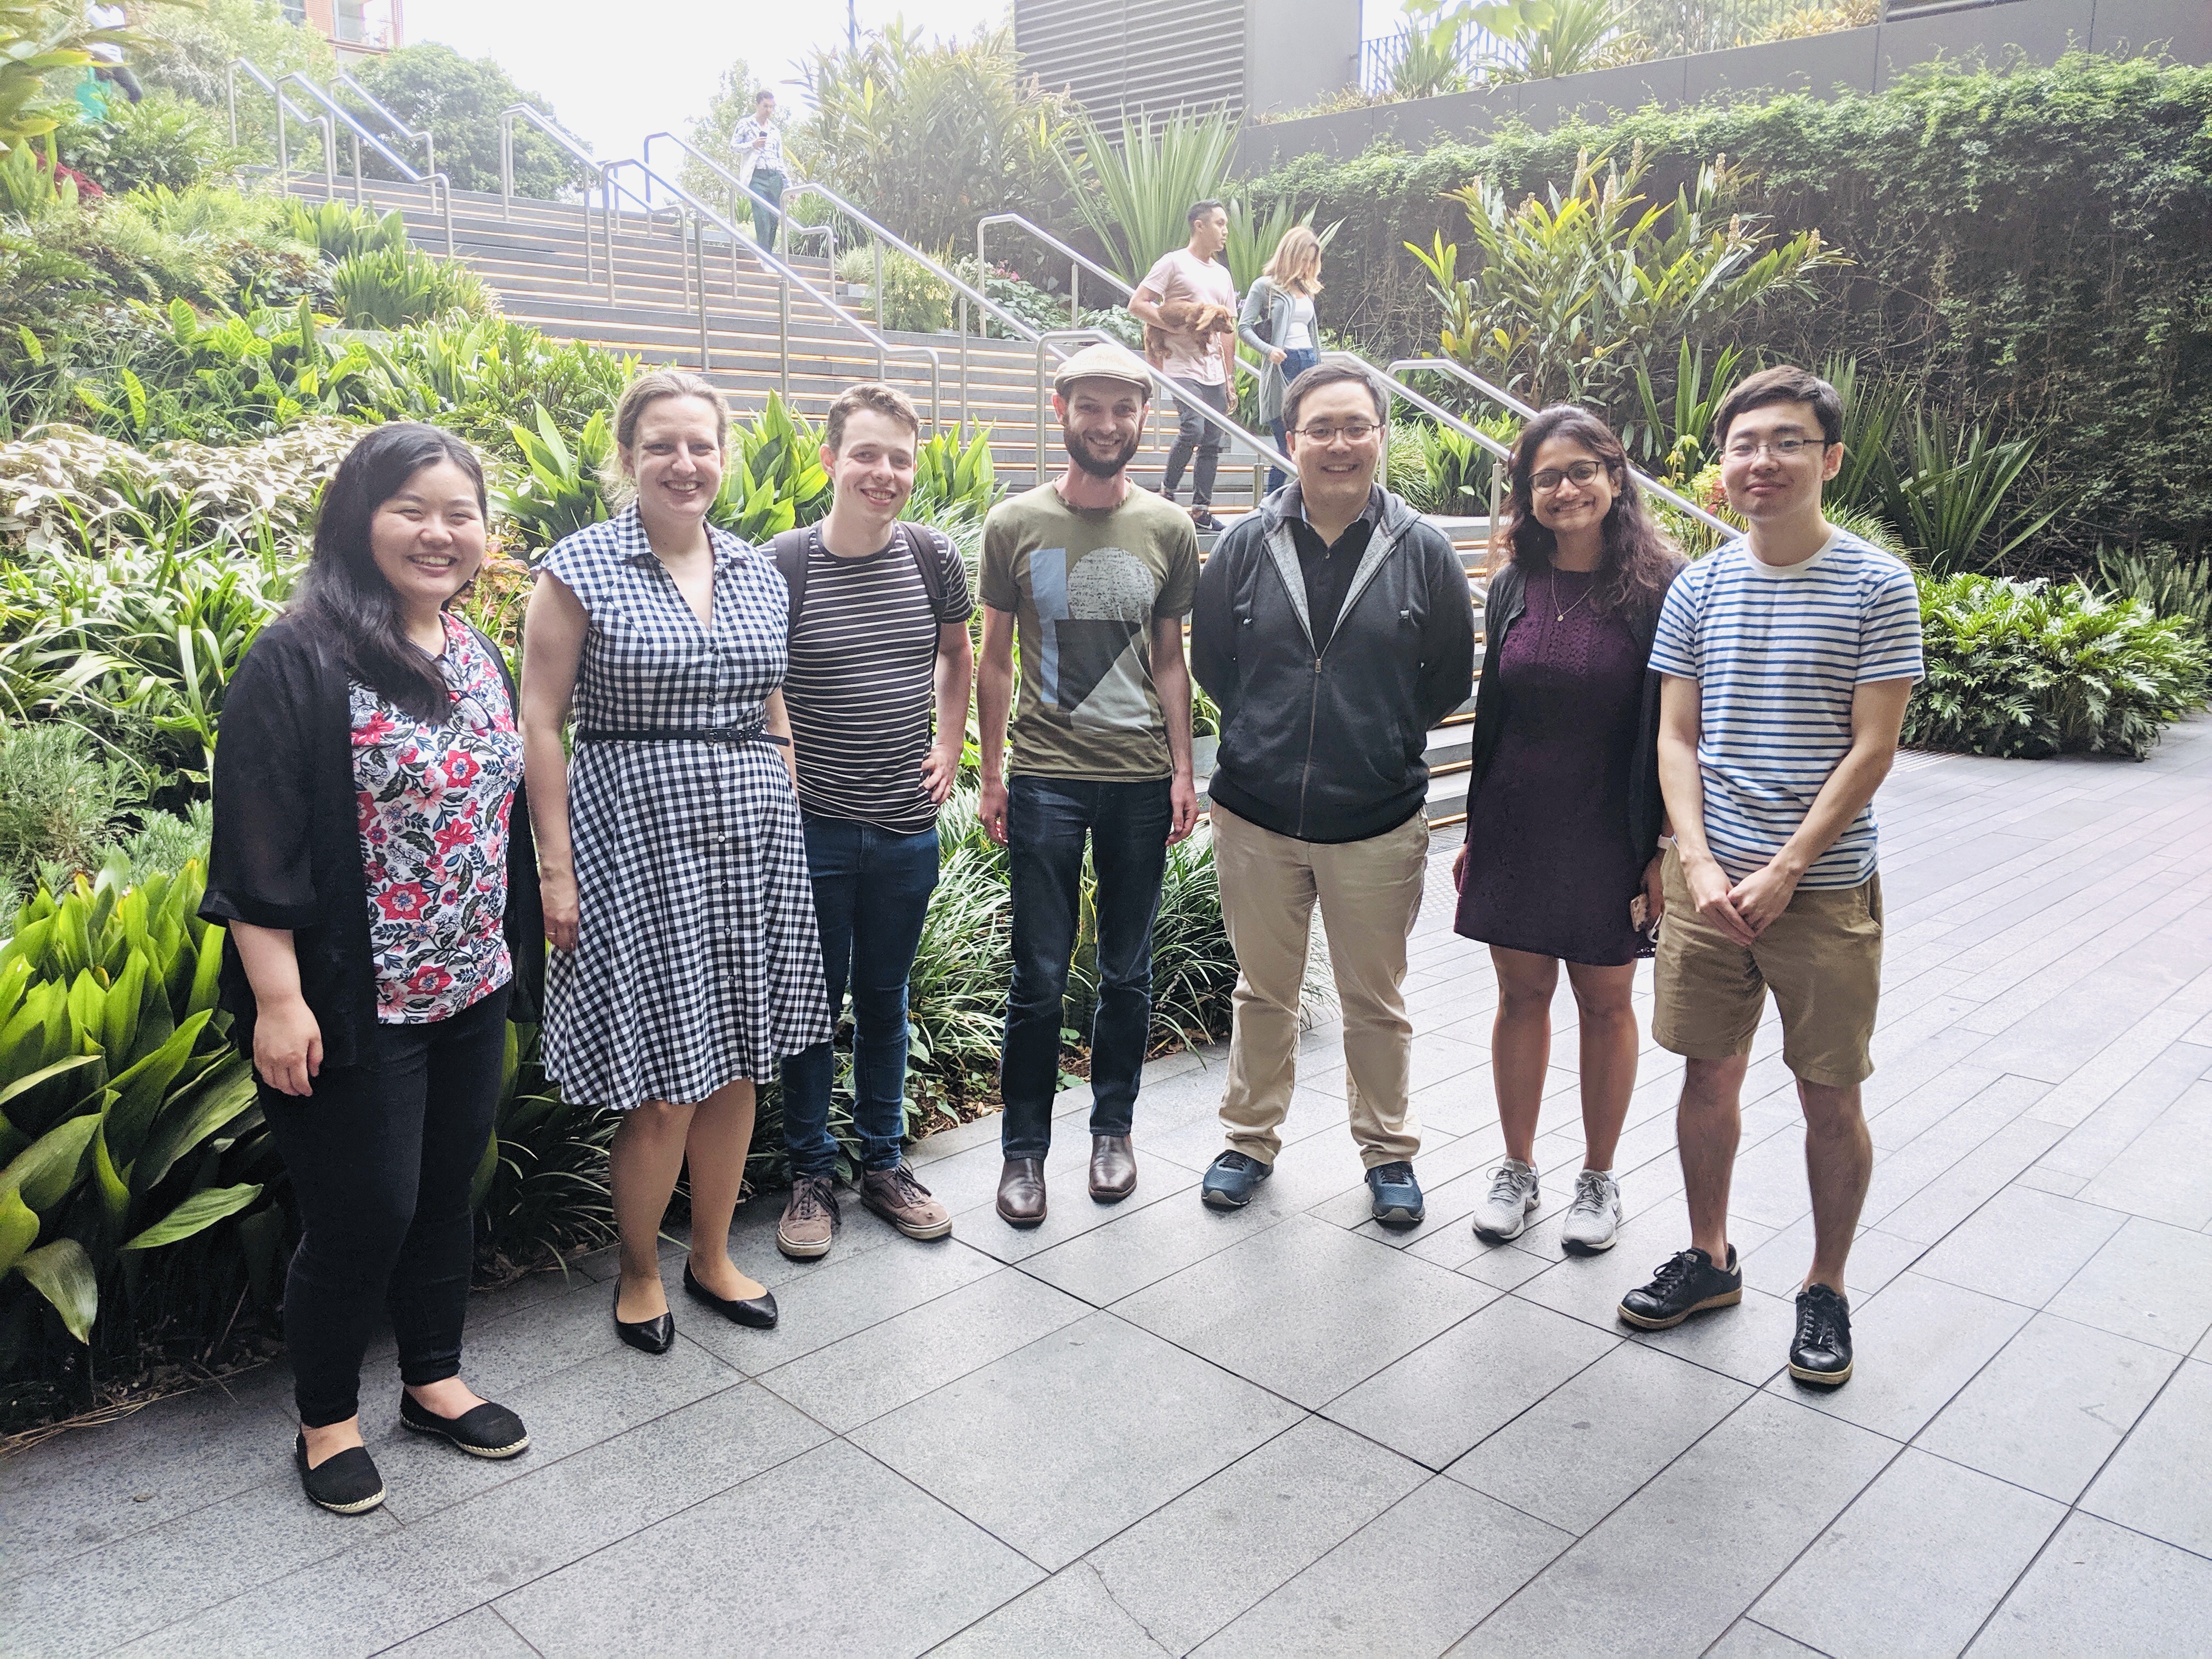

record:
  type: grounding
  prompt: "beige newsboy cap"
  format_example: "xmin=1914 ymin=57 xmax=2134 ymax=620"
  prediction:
xmin=1052 ymin=341 xmax=1153 ymax=398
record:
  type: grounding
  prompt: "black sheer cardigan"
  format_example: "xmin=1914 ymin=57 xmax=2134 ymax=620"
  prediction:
xmin=199 ymin=612 xmax=545 ymax=1070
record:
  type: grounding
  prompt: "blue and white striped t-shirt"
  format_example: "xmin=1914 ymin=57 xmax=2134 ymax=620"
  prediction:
xmin=1649 ymin=528 xmax=1924 ymax=889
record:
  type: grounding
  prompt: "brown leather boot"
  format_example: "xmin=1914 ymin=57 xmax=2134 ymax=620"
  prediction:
xmin=1088 ymin=1134 xmax=1137 ymax=1202
xmin=996 ymin=1158 xmax=1047 ymax=1228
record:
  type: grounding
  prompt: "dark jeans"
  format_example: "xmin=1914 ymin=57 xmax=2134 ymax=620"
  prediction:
xmin=1001 ymin=775 xmax=1171 ymax=1159
xmin=781 ymin=814 xmax=941 ymax=1178
xmin=1162 ymin=376 xmax=1230 ymax=508
xmin=1266 ymin=347 xmax=1322 ymax=493
xmin=260 ymin=982 xmax=510 ymax=1428
xmin=750 ymin=168 xmax=785 ymax=249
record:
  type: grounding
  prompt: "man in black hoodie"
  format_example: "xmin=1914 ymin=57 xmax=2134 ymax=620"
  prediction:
xmin=1189 ymin=362 xmax=1476 ymax=1227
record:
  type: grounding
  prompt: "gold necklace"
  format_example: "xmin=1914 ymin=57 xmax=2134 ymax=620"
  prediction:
xmin=1548 ymin=569 xmax=1594 ymax=622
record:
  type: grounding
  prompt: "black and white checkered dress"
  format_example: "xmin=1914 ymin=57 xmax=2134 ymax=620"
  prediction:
xmin=538 ymin=504 xmax=830 ymax=1109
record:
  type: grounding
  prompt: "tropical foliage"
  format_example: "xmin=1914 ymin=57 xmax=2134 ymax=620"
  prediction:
xmin=1059 ymin=105 xmax=1240 ymax=284
xmin=344 ymin=40 xmax=586 ymax=199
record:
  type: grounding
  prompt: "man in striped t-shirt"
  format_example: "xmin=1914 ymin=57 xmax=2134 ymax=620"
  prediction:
xmin=771 ymin=383 xmax=975 ymax=1260
xmin=1618 ymin=366 xmax=1923 ymax=1391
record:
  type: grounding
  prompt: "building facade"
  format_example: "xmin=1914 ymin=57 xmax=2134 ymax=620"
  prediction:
xmin=281 ymin=0 xmax=403 ymax=59
xmin=1014 ymin=0 xmax=1361 ymax=122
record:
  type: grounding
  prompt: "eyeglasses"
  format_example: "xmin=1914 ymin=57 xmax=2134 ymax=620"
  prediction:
xmin=1292 ymin=421 xmax=1378 ymax=444
xmin=1529 ymin=459 xmax=1606 ymax=494
xmin=1723 ymin=436 xmax=1830 ymax=460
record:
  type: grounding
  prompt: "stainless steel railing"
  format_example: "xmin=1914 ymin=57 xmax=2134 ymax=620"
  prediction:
xmin=497 ymin=105 xmax=600 ymax=285
xmin=330 ymin=69 xmax=434 ymax=184
xmin=639 ymin=132 xmax=834 ymax=272
xmin=276 ymin=71 xmax=455 ymax=258
xmin=225 ymin=59 xmax=334 ymax=196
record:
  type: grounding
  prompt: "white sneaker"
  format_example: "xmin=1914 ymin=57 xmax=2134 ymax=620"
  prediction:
xmin=1470 ymin=1159 xmax=1541 ymax=1241
xmin=1560 ymin=1169 xmax=1621 ymax=1253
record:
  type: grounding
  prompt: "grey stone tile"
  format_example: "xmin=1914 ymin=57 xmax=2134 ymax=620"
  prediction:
xmin=1322 ymin=1296 xmax=1615 ymax=1470
xmin=1113 ymin=1214 xmax=1495 ymax=1408
xmin=2033 ymin=1036 xmax=2212 ymax=1176
xmin=1917 ymin=1312 xmax=2179 ymax=1502
xmin=439 ymin=1272 xmax=637 ymax=1401
xmin=1970 ymin=1512 xmax=2212 ymax=1658
xmin=2013 ymin=1164 xmax=2089 ymax=1197
xmin=2078 ymin=1080 xmax=2212 ymax=1227
xmin=7 ymin=1470 xmax=402 ymax=1658
xmin=954 ymin=1143 xmax=1200 ymax=1266
xmin=1911 ymin=1186 xmax=2128 ymax=1309
xmin=1739 ymin=1220 xmax=1926 ymax=1304
xmin=1704 ymin=1623 xmax=1829 ymax=1658
xmin=1194 ymin=1476 xmax=1572 ymax=1658
xmin=1447 ymin=1393 xmax=1894 ymax=1659
xmin=376 ymin=1607 xmax=540 ymax=1658
xmin=1752 ymin=1448 xmax=2064 ymax=1659
xmin=493 ymin=1438 xmax=1039 ymax=1657
xmin=1877 ymin=1116 xmax=2068 ymax=1246
xmin=1086 ymin=1417 xmax=1427 ymax=1654
xmin=1017 ymin=1190 xmax=1299 ymax=1308
xmin=2081 ymin=1357 xmax=2212 ymax=1555
xmin=2044 ymin=1215 xmax=2212 ymax=1353
xmin=1444 ymin=1341 xmax=1752 ymax=1535
xmin=850 ymin=1312 xmax=1304 ymax=1571
xmin=757 ymin=1265 xmax=1090 ymax=1433
xmin=679 ymin=1232 xmax=1001 ymax=1374
xmin=115 ymin=1384 xmax=830 ymax=1658
xmin=929 ymin=1562 xmax=1173 ymax=1658
xmin=1769 ymin=1271 xmax=2030 ymax=1442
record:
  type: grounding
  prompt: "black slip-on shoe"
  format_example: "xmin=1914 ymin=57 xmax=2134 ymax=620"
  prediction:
xmin=1789 ymin=1283 xmax=1854 ymax=1387
xmin=613 ymin=1287 xmax=675 ymax=1354
xmin=399 ymin=1392 xmax=530 ymax=1459
xmin=294 ymin=1432 xmax=385 ymax=1515
xmin=683 ymin=1261 xmax=778 ymax=1329
xmin=1617 ymin=1246 xmax=1742 ymax=1330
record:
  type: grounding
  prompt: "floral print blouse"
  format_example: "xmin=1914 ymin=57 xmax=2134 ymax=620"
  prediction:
xmin=351 ymin=614 xmax=526 ymax=1023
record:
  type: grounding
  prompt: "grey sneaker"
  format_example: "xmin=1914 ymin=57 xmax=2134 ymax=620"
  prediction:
xmin=1470 ymin=1159 xmax=1541 ymax=1241
xmin=859 ymin=1163 xmax=953 ymax=1241
xmin=776 ymin=1173 xmax=840 ymax=1260
xmin=1559 ymin=1169 xmax=1621 ymax=1254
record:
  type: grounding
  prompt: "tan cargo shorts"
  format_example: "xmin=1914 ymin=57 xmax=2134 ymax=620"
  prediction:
xmin=1651 ymin=847 xmax=1885 ymax=1088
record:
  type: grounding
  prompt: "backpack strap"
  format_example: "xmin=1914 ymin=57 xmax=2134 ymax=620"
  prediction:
xmin=898 ymin=521 xmax=951 ymax=618
xmin=768 ymin=527 xmax=811 ymax=635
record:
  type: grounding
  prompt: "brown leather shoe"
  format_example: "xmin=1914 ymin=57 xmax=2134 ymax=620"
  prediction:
xmin=1088 ymin=1134 xmax=1137 ymax=1203
xmin=996 ymin=1157 xmax=1047 ymax=1228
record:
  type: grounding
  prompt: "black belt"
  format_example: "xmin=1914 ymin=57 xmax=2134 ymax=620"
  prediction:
xmin=575 ymin=723 xmax=789 ymax=748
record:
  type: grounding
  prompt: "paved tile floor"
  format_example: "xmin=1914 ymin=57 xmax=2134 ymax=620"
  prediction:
xmin=8 ymin=719 xmax=2212 ymax=1657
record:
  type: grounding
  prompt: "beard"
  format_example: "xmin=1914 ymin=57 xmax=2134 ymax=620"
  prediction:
xmin=1063 ymin=425 xmax=1139 ymax=479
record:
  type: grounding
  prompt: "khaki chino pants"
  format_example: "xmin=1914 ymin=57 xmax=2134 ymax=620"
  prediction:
xmin=1211 ymin=803 xmax=1429 ymax=1168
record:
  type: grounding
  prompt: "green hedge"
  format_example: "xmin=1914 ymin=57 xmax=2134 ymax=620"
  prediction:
xmin=1248 ymin=54 xmax=2212 ymax=567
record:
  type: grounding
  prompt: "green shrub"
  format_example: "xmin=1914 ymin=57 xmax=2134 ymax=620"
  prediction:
xmin=0 ymin=725 xmax=129 ymax=899
xmin=58 ymin=89 xmax=238 ymax=194
xmin=365 ymin=315 xmax=629 ymax=462
xmin=470 ymin=1023 xmax=617 ymax=1275
xmin=328 ymin=243 xmax=495 ymax=331
xmin=715 ymin=393 xmax=831 ymax=541
xmin=282 ymin=198 xmax=407 ymax=263
xmin=2097 ymin=544 xmax=2211 ymax=641
xmin=909 ymin=425 xmax=1002 ymax=526
xmin=1904 ymin=575 xmax=2210 ymax=760
xmin=837 ymin=245 xmax=951 ymax=335
xmin=1389 ymin=416 xmax=1513 ymax=517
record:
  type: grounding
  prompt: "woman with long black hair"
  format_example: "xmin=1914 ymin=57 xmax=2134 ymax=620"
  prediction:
xmin=205 ymin=422 xmax=543 ymax=1516
xmin=1451 ymin=406 xmax=1684 ymax=1255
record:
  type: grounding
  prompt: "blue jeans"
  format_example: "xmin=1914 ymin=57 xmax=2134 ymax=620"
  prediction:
xmin=1267 ymin=347 xmax=1321 ymax=494
xmin=1001 ymin=775 xmax=1172 ymax=1159
xmin=780 ymin=815 xmax=940 ymax=1177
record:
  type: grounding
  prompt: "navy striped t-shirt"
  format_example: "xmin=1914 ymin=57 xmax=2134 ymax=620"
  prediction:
xmin=1649 ymin=528 xmax=1923 ymax=889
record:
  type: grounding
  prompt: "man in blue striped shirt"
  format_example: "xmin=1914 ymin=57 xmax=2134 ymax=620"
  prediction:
xmin=1617 ymin=366 xmax=1923 ymax=1391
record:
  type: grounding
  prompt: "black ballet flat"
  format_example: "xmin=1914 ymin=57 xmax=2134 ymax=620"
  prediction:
xmin=294 ymin=1432 xmax=386 ymax=1515
xmin=683 ymin=1261 xmax=778 ymax=1329
xmin=612 ymin=1287 xmax=675 ymax=1355
xmin=399 ymin=1391 xmax=530 ymax=1459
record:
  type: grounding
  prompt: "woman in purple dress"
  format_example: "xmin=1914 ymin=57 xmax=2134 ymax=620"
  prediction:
xmin=1451 ymin=407 xmax=1684 ymax=1254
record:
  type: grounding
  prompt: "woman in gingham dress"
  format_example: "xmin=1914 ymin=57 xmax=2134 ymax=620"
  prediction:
xmin=521 ymin=370 xmax=829 ymax=1353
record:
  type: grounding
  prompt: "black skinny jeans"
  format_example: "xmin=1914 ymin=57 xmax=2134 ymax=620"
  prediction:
xmin=261 ymin=983 xmax=510 ymax=1427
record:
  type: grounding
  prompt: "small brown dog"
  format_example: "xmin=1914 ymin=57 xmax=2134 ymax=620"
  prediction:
xmin=1144 ymin=298 xmax=1237 ymax=370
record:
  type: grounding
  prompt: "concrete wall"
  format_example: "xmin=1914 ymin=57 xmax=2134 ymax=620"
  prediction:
xmin=1238 ymin=0 xmax=2212 ymax=170
xmin=1245 ymin=0 xmax=1363 ymax=120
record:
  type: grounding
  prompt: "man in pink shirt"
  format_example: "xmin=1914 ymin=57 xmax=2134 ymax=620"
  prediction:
xmin=1130 ymin=200 xmax=1239 ymax=532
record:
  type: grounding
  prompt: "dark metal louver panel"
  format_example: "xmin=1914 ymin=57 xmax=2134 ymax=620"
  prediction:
xmin=1016 ymin=0 xmax=1248 ymax=119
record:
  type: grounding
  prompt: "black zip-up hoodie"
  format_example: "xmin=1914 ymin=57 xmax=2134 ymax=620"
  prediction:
xmin=1192 ymin=484 xmax=1476 ymax=843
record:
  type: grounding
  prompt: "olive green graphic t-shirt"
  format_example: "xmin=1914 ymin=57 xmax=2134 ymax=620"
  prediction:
xmin=979 ymin=483 xmax=1200 ymax=780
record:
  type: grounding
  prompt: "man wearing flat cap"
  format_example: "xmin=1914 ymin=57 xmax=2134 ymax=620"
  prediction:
xmin=976 ymin=342 xmax=1202 ymax=1228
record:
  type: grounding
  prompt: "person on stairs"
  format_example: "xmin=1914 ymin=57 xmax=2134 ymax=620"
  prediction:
xmin=1189 ymin=362 xmax=1475 ymax=1229
xmin=1130 ymin=199 xmax=1239 ymax=533
xmin=1238 ymin=223 xmax=1327 ymax=497
xmin=977 ymin=342 xmax=1201 ymax=1228
xmin=769 ymin=383 xmax=974 ymax=1260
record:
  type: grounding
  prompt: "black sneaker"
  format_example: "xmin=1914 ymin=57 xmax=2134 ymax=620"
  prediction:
xmin=1200 ymin=1149 xmax=1273 ymax=1209
xmin=1190 ymin=509 xmax=1226 ymax=533
xmin=1789 ymin=1283 xmax=1854 ymax=1387
xmin=1617 ymin=1245 xmax=1742 ymax=1330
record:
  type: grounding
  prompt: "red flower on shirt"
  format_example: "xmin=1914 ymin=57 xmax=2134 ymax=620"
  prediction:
xmin=378 ymin=883 xmax=432 ymax=920
xmin=433 ymin=819 xmax=477 ymax=856
xmin=407 ymin=963 xmax=453 ymax=995
xmin=444 ymin=749 xmax=480 ymax=787
xmin=354 ymin=709 xmax=397 ymax=746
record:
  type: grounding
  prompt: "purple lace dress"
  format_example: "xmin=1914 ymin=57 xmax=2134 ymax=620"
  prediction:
xmin=1454 ymin=566 xmax=1646 ymax=967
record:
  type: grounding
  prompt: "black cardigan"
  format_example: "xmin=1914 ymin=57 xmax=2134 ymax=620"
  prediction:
xmin=200 ymin=612 xmax=545 ymax=1070
xmin=1461 ymin=559 xmax=1681 ymax=865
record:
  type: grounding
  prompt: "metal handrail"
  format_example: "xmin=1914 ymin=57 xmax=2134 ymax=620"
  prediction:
xmin=595 ymin=158 xmax=943 ymax=430
xmin=279 ymin=72 xmax=455 ymax=257
xmin=225 ymin=59 xmax=333 ymax=195
xmin=640 ymin=132 xmax=834 ymax=268
xmin=330 ymin=69 xmax=433 ymax=182
xmin=784 ymin=183 xmax=1283 ymax=476
xmin=1391 ymin=357 xmax=1741 ymax=538
xmin=498 ymin=105 xmax=600 ymax=284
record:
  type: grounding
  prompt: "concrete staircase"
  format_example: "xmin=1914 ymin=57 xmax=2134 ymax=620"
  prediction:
xmin=301 ymin=176 xmax=1489 ymax=821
